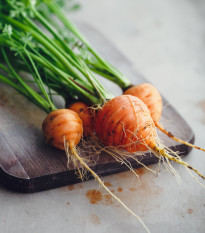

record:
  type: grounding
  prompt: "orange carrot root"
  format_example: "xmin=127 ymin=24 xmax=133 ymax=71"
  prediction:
xmin=95 ymin=95 xmax=156 ymax=152
xmin=95 ymin=95 xmax=205 ymax=181
xmin=42 ymin=109 xmax=83 ymax=150
xmin=124 ymin=83 xmax=205 ymax=153
xmin=68 ymin=102 xmax=94 ymax=137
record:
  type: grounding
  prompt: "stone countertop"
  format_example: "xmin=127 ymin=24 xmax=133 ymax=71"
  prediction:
xmin=1 ymin=0 xmax=205 ymax=232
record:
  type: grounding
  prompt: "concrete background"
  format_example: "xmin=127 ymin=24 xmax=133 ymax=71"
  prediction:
xmin=1 ymin=0 xmax=205 ymax=232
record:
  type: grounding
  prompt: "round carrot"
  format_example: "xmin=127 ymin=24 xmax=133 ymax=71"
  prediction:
xmin=95 ymin=95 xmax=156 ymax=152
xmin=68 ymin=102 xmax=94 ymax=137
xmin=124 ymin=83 xmax=205 ymax=152
xmin=95 ymin=95 xmax=205 ymax=180
xmin=42 ymin=109 xmax=83 ymax=150
xmin=124 ymin=83 xmax=162 ymax=123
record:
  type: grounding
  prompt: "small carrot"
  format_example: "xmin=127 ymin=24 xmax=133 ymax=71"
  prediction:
xmin=42 ymin=109 xmax=84 ymax=171
xmin=68 ymin=102 xmax=94 ymax=137
xmin=124 ymin=83 xmax=205 ymax=152
xmin=95 ymin=95 xmax=205 ymax=180
xmin=42 ymin=109 xmax=83 ymax=150
xmin=0 ymin=47 xmax=85 ymax=170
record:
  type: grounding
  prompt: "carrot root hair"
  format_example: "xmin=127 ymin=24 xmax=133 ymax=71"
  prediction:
xmin=150 ymin=142 xmax=205 ymax=181
xmin=155 ymin=121 xmax=205 ymax=152
xmin=91 ymin=136 xmax=157 ymax=176
xmin=64 ymin=138 xmax=150 ymax=233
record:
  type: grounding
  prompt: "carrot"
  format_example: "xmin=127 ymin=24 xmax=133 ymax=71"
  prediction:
xmin=0 ymin=46 xmax=85 ymax=171
xmin=95 ymin=95 xmax=156 ymax=152
xmin=42 ymin=108 xmax=84 ymax=172
xmin=95 ymin=95 xmax=205 ymax=180
xmin=124 ymin=83 xmax=205 ymax=152
xmin=42 ymin=109 xmax=83 ymax=150
xmin=68 ymin=102 xmax=94 ymax=137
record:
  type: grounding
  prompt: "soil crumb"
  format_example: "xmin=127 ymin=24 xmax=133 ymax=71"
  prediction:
xmin=90 ymin=214 xmax=101 ymax=225
xmin=135 ymin=167 xmax=146 ymax=175
xmin=104 ymin=182 xmax=112 ymax=187
xmin=129 ymin=187 xmax=136 ymax=191
xmin=104 ymin=194 xmax=114 ymax=205
xmin=187 ymin=208 xmax=193 ymax=214
xmin=118 ymin=187 xmax=123 ymax=192
xmin=78 ymin=183 xmax=84 ymax=189
xmin=68 ymin=185 xmax=74 ymax=191
xmin=86 ymin=190 xmax=102 ymax=204
xmin=86 ymin=189 xmax=114 ymax=206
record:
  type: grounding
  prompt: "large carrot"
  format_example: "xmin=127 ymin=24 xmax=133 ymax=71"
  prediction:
xmin=95 ymin=95 xmax=205 ymax=180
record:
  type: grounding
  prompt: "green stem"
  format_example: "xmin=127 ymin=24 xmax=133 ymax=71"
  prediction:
xmin=31 ymin=8 xmax=80 ymax=65
xmin=1 ymin=49 xmax=56 ymax=113
xmin=0 ymin=73 xmax=26 ymax=94
xmin=2 ymin=15 xmax=88 ymax=84
xmin=24 ymin=49 xmax=55 ymax=109
xmin=29 ymin=51 xmax=102 ymax=104
xmin=25 ymin=10 xmax=112 ymax=98
xmin=45 ymin=1 xmax=131 ymax=89
xmin=1 ymin=35 xmax=101 ymax=104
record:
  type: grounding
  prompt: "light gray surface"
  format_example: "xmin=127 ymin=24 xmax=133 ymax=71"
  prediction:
xmin=1 ymin=0 xmax=205 ymax=232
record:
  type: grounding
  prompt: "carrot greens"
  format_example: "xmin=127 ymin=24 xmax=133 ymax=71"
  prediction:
xmin=0 ymin=0 xmax=114 ymax=106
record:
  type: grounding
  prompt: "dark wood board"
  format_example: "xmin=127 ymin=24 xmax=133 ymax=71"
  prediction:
xmin=0 ymin=23 xmax=194 ymax=193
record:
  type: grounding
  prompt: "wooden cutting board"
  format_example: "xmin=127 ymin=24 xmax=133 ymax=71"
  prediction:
xmin=0 ymin=23 xmax=194 ymax=193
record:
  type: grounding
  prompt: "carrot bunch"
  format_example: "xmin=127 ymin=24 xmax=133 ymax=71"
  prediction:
xmin=1 ymin=1 xmax=205 ymax=232
xmin=49 ymin=0 xmax=205 ymax=153
xmin=1 ymin=0 xmax=203 ymax=195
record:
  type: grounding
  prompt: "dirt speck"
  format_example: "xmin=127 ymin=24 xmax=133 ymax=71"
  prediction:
xmin=188 ymin=208 xmax=193 ymax=214
xmin=67 ymin=202 xmax=70 ymax=205
xmin=117 ymin=187 xmax=123 ymax=192
xmin=86 ymin=189 xmax=115 ymax=206
xmin=68 ymin=185 xmax=74 ymax=191
xmin=135 ymin=167 xmax=146 ymax=175
xmin=86 ymin=190 xmax=102 ymax=204
xmin=198 ymin=100 xmax=205 ymax=124
xmin=118 ymin=171 xmax=130 ymax=179
xmin=78 ymin=183 xmax=84 ymax=189
xmin=104 ymin=182 xmax=112 ymax=187
xmin=129 ymin=187 xmax=136 ymax=191
xmin=104 ymin=194 xmax=114 ymax=205
xmin=90 ymin=214 xmax=101 ymax=225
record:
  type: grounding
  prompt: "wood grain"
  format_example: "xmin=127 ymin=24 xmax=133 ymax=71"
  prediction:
xmin=0 ymin=24 xmax=194 ymax=193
